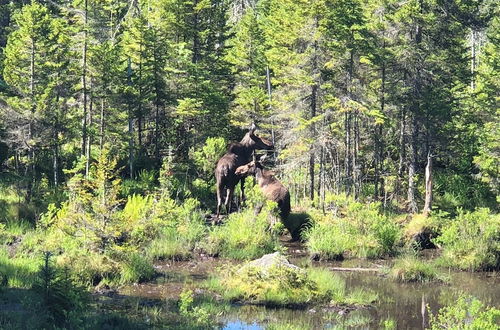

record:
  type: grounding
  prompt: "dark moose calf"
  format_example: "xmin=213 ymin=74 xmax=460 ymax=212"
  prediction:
xmin=214 ymin=125 xmax=274 ymax=220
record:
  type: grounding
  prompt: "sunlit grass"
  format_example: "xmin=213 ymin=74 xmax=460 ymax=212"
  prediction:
xmin=388 ymin=255 xmax=448 ymax=283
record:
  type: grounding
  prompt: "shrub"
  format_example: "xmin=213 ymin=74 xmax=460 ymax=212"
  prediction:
xmin=192 ymin=137 xmax=227 ymax=180
xmin=434 ymin=208 xmax=500 ymax=270
xmin=429 ymin=295 xmax=500 ymax=329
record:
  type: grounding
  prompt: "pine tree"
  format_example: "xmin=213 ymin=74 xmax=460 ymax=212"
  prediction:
xmin=3 ymin=1 xmax=76 ymax=189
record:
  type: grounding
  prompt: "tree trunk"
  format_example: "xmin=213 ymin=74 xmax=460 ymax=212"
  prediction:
xmin=28 ymin=37 xmax=36 ymax=201
xmin=353 ymin=111 xmax=360 ymax=198
xmin=99 ymin=98 xmax=105 ymax=150
xmin=309 ymin=83 xmax=317 ymax=201
xmin=408 ymin=0 xmax=423 ymax=214
xmin=396 ymin=106 xmax=406 ymax=196
xmin=470 ymin=29 xmax=476 ymax=90
xmin=53 ymin=144 xmax=58 ymax=187
xmin=82 ymin=0 xmax=88 ymax=159
xmin=375 ymin=61 xmax=386 ymax=199
xmin=345 ymin=112 xmax=351 ymax=194
xmin=407 ymin=113 xmax=418 ymax=213
xmin=309 ymin=29 xmax=319 ymax=201
xmin=266 ymin=65 xmax=277 ymax=161
xmin=192 ymin=0 xmax=200 ymax=63
xmin=423 ymin=151 xmax=433 ymax=216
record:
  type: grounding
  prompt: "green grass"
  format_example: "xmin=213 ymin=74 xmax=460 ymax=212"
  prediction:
xmin=388 ymin=255 xmax=448 ymax=283
xmin=304 ymin=221 xmax=353 ymax=260
xmin=0 ymin=248 xmax=40 ymax=288
xmin=147 ymin=236 xmax=191 ymax=261
xmin=120 ymin=253 xmax=155 ymax=284
xmin=205 ymin=264 xmax=377 ymax=308
xmin=304 ymin=198 xmax=401 ymax=260
xmin=203 ymin=208 xmax=281 ymax=260
xmin=434 ymin=208 xmax=500 ymax=271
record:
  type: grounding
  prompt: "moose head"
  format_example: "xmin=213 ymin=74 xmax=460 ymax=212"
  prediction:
xmin=240 ymin=123 xmax=274 ymax=151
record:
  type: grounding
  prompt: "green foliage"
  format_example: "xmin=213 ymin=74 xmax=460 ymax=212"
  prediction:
xmin=435 ymin=208 xmax=500 ymax=270
xmin=178 ymin=289 xmax=211 ymax=327
xmin=203 ymin=204 xmax=281 ymax=260
xmin=429 ymin=295 xmax=500 ymax=330
xmin=192 ymin=137 xmax=227 ymax=178
xmin=0 ymin=248 xmax=39 ymax=288
xmin=121 ymin=170 xmax=157 ymax=197
xmin=119 ymin=253 xmax=155 ymax=284
xmin=388 ymin=255 xmax=447 ymax=283
xmin=206 ymin=263 xmax=376 ymax=308
xmin=33 ymin=252 xmax=88 ymax=325
xmin=305 ymin=196 xmax=401 ymax=260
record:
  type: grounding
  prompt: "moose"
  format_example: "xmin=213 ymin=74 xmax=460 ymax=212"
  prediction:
xmin=214 ymin=125 xmax=274 ymax=220
xmin=235 ymin=158 xmax=307 ymax=241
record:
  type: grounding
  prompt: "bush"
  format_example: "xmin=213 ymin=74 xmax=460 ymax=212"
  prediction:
xmin=429 ymin=294 xmax=500 ymax=329
xmin=434 ymin=208 xmax=500 ymax=270
xmin=202 ymin=204 xmax=281 ymax=260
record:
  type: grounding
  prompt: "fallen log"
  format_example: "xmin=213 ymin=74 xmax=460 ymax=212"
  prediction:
xmin=328 ymin=267 xmax=382 ymax=273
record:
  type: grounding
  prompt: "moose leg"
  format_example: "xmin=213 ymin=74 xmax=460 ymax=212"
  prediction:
xmin=215 ymin=184 xmax=224 ymax=224
xmin=240 ymin=177 xmax=245 ymax=210
xmin=224 ymin=188 xmax=234 ymax=214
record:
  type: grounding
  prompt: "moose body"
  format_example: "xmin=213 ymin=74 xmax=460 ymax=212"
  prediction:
xmin=236 ymin=160 xmax=300 ymax=239
xmin=215 ymin=127 xmax=273 ymax=219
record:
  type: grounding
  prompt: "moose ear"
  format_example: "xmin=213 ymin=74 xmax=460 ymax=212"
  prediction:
xmin=249 ymin=122 xmax=257 ymax=134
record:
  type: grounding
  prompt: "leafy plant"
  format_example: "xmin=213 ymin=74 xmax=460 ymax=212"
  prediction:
xmin=435 ymin=208 xmax=500 ymax=270
xmin=429 ymin=294 xmax=500 ymax=329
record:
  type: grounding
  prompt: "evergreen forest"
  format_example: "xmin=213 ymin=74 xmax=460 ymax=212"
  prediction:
xmin=0 ymin=0 xmax=498 ymax=328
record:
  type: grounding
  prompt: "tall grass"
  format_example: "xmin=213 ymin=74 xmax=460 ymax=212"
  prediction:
xmin=435 ymin=208 xmax=500 ymax=271
xmin=304 ymin=198 xmax=401 ymax=260
xmin=203 ymin=205 xmax=281 ymax=260
xmin=388 ymin=255 xmax=448 ymax=283
xmin=206 ymin=264 xmax=377 ymax=307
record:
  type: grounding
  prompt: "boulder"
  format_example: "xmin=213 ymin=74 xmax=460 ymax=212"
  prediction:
xmin=239 ymin=252 xmax=303 ymax=276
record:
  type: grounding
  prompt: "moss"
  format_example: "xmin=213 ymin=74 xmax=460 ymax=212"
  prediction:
xmin=205 ymin=253 xmax=377 ymax=308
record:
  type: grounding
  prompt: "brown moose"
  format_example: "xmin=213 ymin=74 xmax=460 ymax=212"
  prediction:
xmin=215 ymin=125 xmax=273 ymax=219
xmin=235 ymin=158 xmax=306 ymax=240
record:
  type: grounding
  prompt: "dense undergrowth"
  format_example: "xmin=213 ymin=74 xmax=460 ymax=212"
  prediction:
xmin=429 ymin=295 xmax=500 ymax=329
xmin=0 ymin=147 xmax=499 ymax=327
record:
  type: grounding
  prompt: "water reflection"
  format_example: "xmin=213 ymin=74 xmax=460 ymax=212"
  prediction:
xmin=118 ymin=256 xmax=499 ymax=329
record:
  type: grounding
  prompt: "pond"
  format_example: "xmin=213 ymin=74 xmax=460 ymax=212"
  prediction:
xmin=114 ymin=241 xmax=499 ymax=329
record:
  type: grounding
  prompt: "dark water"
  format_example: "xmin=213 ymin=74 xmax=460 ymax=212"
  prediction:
xmin=119 ymin=242 xmax=500 ymax=329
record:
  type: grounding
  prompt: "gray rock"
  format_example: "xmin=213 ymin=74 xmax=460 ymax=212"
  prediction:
xmin=238 ymin=252 xmax=303 ymax=277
